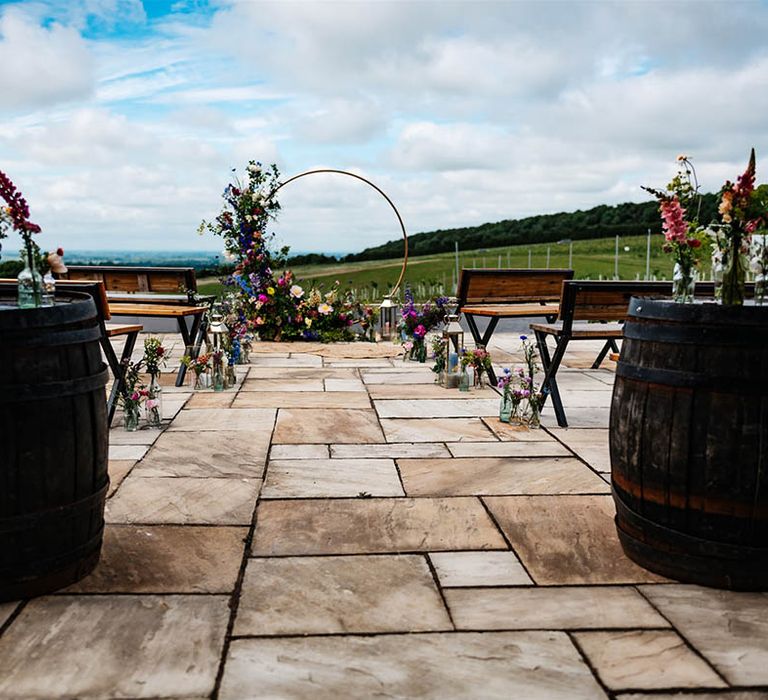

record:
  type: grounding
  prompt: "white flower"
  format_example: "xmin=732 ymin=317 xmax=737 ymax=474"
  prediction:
xmin=318 ymin=303 xmax=333 ymax=315
xmin=223 ymin=250 xmax=236 ymax=262
xmin=290 ymin=284 xmax=304 ymax=299
xmin=247 ymin=163 xmax=262 ymax=174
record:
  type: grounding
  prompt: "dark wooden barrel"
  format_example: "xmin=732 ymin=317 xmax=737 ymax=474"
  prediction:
xmin=0 ymin=293 xmax=109 ymax=601
xmin=610 ymin=297 xmax=768 ymax=590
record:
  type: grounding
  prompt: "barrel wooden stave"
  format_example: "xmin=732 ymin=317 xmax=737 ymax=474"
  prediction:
xmin=610 ymin=298 xmax=768 ymax=590
xmin=0 ymin=295 xmax=109 ymax=601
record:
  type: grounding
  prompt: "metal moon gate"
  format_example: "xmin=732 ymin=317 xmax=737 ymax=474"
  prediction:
xmin=270 ymin=169 xmax=409 ymax=296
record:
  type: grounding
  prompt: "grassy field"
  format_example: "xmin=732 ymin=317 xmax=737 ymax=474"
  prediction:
xmin=198 ymin=234 xmax=710 ymax=300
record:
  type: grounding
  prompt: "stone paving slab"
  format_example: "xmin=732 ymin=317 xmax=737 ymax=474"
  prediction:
xmin=0 ymin=603 xmax=16 ymax=627
xmin=184 ymin=391 xmax=236 ymax=408
xmin=219 ymin=631 xmax=608 ymax=700
xmin=233 ymin=391 xmax=372 ymax=409
xmin=239 ymin=378 xmax=325 ymax=392
xmin=446 ymin=441 xmax=570 ymax=457
xmin=106 ymin=476 xmax=261 ymax=525
xmin=640 ymin=585 xmax=768 ymax=686
xmin=375 ymin=398 xmax=504 ymax=418
xmin=262 ymin=458 xmax=404 ymax=498
xmin=273 ymin=408 xmax=384 ymax=443
xmin=573 ymin=629 xmax=726 ymax=691
xmin=617 ymin=693 xmax=768 ymax=700
xmin=108 ymin=429 xmax=162 ymax=445
xmin=324 ymin=378 xmax=366 ymax=391
xmin=484 ymin=495 xmax=666 ymax=584
xmin=0 ymin=595 xmax=230 ymax=699
xmin=269 ymin=444 xmax=330 ymax=459
xmin=134 ymin=430 xmax=269 ymax=478
xmin=252 ymin=497 xmax=507 ymax=555
xmin=398 ymin=457 xmax=610 ymax=496
xmin=445 ymin=586 xmax=669 ymax=630
xmin=381 ymin=417 xmax=498 ymax=442
xmin=107 ymin=459 xmax=135 ymax=497
xmin=429 ymin=551 xmax=533 ymax=587
xmin=481 ymin=419 xmax=560 ymax=441
xmin=330 ymin=442 xmax=451 ymax=458
xmin=168 ymin=407 xmax=276 ymax=431
xmin=234 ymin=555 xmax=451 ymax=635
xmin=66 ymin=525 xmax=247 ymax=594
xmin=108 ymin=443 xmax=151 ymax=461
xmin=362 ymin=372 xmax=436 ymax=384
xmin=368 ymin=384 xmax=496 ymax=399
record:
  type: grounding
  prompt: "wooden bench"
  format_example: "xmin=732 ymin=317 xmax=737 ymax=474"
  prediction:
xmin=0 ymin=279 xmax=142 ymax=426
xmin=530 ymin=280 xmax=673 ymax=428
xmin=57 ymin=266 xmax=211 ymax=386
xmin=457 ymin=269 xmax=574 ymax=384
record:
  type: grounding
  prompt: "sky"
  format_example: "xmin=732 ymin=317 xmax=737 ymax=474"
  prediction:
xmin=2 ymin=0 xmax=768 ymax=255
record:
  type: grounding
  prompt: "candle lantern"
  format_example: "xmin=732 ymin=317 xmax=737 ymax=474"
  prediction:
xmin=207 ymin=303 xmax=229 ymax=352
xmin=440 ymin=298 xmax=464 ymax=388
xmin=378 ymin=294 xmax=399 ymax=342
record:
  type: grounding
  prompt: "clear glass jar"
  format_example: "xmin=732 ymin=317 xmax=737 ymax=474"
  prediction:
xmin=123 ymin=404 xmax=141 ymax=432
xmin=499 ymin=394 xmax=513 ymax=423
xmin=145 ymin=374 xmax=163 ymax=428
xmin=672 ymin=262 xmax=696 ymax=304
xmin=17 ymin=256 xmax=43 ymax=309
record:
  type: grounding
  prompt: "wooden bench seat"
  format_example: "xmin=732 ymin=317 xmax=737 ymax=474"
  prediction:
xmin=457 ymin=269 xmax=574 ymax=384
xmin=533 ymin=280 xmax=674 ymax=427
xmin=57 ymin=265 xmax=211 ymax=386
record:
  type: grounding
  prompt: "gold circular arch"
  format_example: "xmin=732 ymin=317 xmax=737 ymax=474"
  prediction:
xmin=270 ymin=169 xmax=409 ymax=296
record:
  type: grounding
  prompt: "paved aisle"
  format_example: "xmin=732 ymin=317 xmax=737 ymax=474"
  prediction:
xmin=0 ymin=339 xmax=765 ymax=699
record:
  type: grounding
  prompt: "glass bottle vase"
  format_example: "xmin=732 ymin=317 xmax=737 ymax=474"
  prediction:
xmin=123 ymin=404 xmax=141 ymax=432
xmin=212 ymin=364 xmax=225 ymax=392
xmin=17 ymin=254 xmax=43 ymax=309
xmin=672 ymin=262 xmax=696 ymax=304
xmin=145 ymin=374 xmax=163 ymax=428
xmin=721 ymin=247 xmax=747 ymax=306
xmin=225 ymin=364 xmax=237 ymax=389
xmin=499 ymin=394 xmax=513 ymax=423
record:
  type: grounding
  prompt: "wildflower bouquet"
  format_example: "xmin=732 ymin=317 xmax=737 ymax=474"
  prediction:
xmin=497 ymin=335 xmax=544 ymax=427
xmin=143 ymin=337 xmax=167 ymax=376
xmin=643 ymin=156 xmax=705 ymax=303
xmin=182 ymin=353 xmax=211 ymax=390
xmin=713 ymin=149 xmax=768 ymax=304
xmin=0 ymin=170 xmax=43 ymax=307
xmin=118 ymin=360 xmax=146 ymax=431
xmin=399 ymin=287 xmax=448 ymax=361
xmin=460 ymin=347 xmax=493 ymax=387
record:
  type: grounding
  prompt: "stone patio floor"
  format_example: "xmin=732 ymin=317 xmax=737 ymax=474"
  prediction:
xmin=0 ymin=334 xmax=766 ymax=699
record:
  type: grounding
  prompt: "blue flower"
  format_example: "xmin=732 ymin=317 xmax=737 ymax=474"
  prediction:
xmin=519 ymin=334 xmax=528 ymax=341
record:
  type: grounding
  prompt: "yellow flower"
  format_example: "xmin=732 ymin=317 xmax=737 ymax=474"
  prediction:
xmin=267 ymin=287 xmax=275 ymax=296
xmin=305 ymin=318 xmax=312 ymax=328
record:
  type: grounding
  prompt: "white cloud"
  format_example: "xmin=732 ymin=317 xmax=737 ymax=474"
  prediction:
xmin=0 ymin=7 xmax=94 ymax=110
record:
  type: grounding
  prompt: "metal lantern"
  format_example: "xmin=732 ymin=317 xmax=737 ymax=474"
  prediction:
xmin=207 ymin=303 xmax=229 ymax=352
xmin=440 ymin=298 xmax=464 ymax=388
xmin=378 ymin=294 xmax=399 ymax=342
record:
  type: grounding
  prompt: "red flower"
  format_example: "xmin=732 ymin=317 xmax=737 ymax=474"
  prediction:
xmin=0 ymin=170 xmax=41 ymax=234
xmin=56 ymin=247 xmax=64 ymax=256
xmin=687 ymin=238 xmax=702 ymax=248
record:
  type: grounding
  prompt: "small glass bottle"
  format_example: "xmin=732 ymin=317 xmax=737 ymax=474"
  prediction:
xmin=145 ymin=374 xmax=163 ymax=428
xmin=458 ymin=367 xmax=470 ymax=392
xmin=17 ymin=255 xmax=43 ymax=309
xmin=124 ymin=404 xmax=141 ymax=432
xmin=42 ymin=271 xmax=56 ymax=306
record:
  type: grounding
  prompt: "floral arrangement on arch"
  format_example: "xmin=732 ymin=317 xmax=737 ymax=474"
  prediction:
xmin=200 ymin=161 xmax=377 ymax=342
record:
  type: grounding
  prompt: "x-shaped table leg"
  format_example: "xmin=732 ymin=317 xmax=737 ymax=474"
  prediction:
xmin=104 ymin=330 xmax=139 ymax=426
xmin=534 ymin=329 xmax=569 ymax=427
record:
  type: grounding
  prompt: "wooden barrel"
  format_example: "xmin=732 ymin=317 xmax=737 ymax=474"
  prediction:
xmin=610 ymin=298 xmax=768 ymax=590
xmin=0 ymin=293 xmax=109 ymax=601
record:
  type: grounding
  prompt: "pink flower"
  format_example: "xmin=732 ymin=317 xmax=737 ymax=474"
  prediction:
xmin=413 ymin=324 xmax=427 ymax=339
xmin=258 ymin=294 xmax=268 ymax=303
xmin=660 ymin=197 xmax=688 ymax=243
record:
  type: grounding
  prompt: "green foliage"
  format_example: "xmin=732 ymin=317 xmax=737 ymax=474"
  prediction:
xmin=343 ymin=195 xmax=720 ymax=262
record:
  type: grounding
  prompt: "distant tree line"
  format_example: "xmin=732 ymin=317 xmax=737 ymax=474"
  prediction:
xmin=342 ymin=194 xmax=720 ymax=262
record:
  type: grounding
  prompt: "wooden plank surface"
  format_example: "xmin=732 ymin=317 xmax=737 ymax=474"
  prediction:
xmin=530 ymin=321 xmax=624 ymax=338
xmin=462 ymin=303 xmax=560 ymax=318
xmin=108 ymin=303 xmax=208 ymax=318
xmin=104 ymin=323 xmax=143 ymax=337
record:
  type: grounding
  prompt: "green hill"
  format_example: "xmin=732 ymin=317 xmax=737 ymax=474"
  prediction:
xmin=342 ymin=194 xmax=719 ymax=262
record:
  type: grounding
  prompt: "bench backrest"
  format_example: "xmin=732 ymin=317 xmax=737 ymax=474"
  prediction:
xmin=457 ymin=269 xmax=574 ymax=305
xmin=556 ymin=279 xmax=756 ymax=330
xmin=58 ymin=266 xmax=197 ymax=296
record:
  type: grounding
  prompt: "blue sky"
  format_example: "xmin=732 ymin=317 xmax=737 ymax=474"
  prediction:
xmin=2 ymin=0 xmax=768 ymax=254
